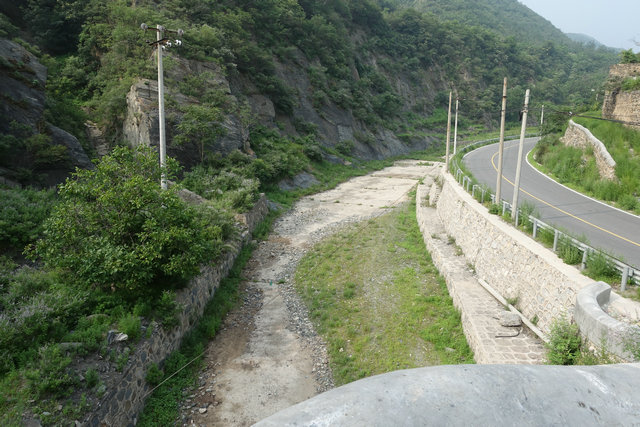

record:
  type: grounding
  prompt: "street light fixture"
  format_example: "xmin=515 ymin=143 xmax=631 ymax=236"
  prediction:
xmin=141 ymin=23 xmax=183 ymax=190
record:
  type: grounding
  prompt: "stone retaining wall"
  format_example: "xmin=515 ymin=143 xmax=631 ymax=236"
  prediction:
xmin=87 ymin=195 xmax=268 ymax=426
xmin=433 ymin=173 xmax=592 ymax=334
xmin=561 ymin=120 xmax=616 ymax=180
xmin=574 ymin=282 xmax=640 ymax=361
xmin=602 ymin=64 xmax=640 ymax=131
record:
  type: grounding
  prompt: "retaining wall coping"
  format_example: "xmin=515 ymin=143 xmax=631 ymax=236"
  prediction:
xmin=574 ymin=281 xmax=640 ymax=360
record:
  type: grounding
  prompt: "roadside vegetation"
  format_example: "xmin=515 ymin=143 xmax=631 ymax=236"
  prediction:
xmin=295 ymin=192 xmax=473 ymax=385
xmin=452 ymin=141 xmax=635 ymax=300
xmin=545 ymin=317 xmax=614 ymax=365
xmin=532 ymin=113 xmax=640 ymax=215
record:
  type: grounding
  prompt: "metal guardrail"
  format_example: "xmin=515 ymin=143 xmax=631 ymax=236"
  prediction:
xmin=450 ymin=157 xmax=639 ymax=291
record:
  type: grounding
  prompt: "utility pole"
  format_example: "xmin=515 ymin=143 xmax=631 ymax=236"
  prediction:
xmin=445 ymin=91 xmax=452 ymax=173
xmin=495 ymin=78 xmax=507 ymax=202
xmin=156 ymin=25 xmax=167 ymax=190
xmin=511 ymin=88 xmax=530 ymax=224
xmin=453 ymin=98 xmax=459 ymax=155
xmin=141 ymin=23 xmax=184 ymax=189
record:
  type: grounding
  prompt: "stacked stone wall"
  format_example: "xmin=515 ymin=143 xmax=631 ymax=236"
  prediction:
xmin=434 ymin=174 xmax=592 ymax=334
xmin=87 ymin=195 xmax=268 ymax=426
xmin=561 ymin=120 xmax=617 ymax=180
xmin=602 ymin=64 xmax=640 ymax=131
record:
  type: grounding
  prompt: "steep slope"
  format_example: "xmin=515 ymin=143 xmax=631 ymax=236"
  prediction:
xmin=0 ymin=0 xmax=619 ymax=186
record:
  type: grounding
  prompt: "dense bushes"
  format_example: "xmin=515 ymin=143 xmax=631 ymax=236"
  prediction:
xmin=0 ymin=187 xmax=57 ymax=255
xmin=33 ymin=146 xmax=233 ymax=299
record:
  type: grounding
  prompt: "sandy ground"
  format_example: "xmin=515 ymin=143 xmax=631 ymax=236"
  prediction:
xmin=179 ymin=161 xmax=436 ymax=426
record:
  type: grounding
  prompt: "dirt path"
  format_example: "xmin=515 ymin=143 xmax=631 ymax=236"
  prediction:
xmin=179 ymin=161 xmax=436 ymax=426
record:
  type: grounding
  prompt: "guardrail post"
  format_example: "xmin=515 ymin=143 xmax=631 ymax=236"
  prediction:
xmin=581 ymin=248 xmax=589 ymax=270
xmin=621 ymin=267 xmax=629 ymax=292
xmin=553 ymin=230 xmax=559 ymax=252
xmin=502 ymin=201 xmax=508 ymax=216
xmin=532 ymin=218 xmax=538 ymax=238
xmin=481 ymin=189 xmax=486 ymax=203
xmin=466 ymin=179 xmax=471 ymax=192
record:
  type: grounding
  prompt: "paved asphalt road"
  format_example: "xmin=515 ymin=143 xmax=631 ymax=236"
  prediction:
xmin=463 ymin=137 xmax=640 ymax=269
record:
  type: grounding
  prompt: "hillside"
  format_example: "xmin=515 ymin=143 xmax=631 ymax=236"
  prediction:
xmin=0 ymin=1 xmax=627 ymax=424
xmin=388 ymin=0 xmax=570 ymax=45
xmin=0 ymin=0 xmax=619 ymax=188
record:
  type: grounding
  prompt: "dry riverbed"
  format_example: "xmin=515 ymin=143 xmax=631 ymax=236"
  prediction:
xmin=179 ymin=161 xmax=436 ymax=426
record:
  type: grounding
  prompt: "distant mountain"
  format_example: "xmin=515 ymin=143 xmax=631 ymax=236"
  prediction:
xmin=566 ymin=33 xmax=608 ymax=48
xmin=385 ymin=0 xmax=570 ymax=45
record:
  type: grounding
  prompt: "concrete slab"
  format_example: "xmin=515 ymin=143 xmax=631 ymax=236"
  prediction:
xmin=255 ymin=364 xmax=640 ymax=426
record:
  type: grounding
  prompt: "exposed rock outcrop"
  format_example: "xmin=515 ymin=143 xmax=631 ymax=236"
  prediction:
xmin=122 ymin=45 xmax=439 ymax=166
xmin=122 ymin=54 xmax=248 ymax=169
xmin=0 ymin=38 xmax=92 ymax=187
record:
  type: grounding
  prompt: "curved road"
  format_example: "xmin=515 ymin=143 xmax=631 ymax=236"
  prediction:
xmin=463 ymin=137 xmax=640 ymax=269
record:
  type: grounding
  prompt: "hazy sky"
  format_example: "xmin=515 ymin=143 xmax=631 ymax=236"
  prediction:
xmin=518 ymin=0 xmax=640 ymax=51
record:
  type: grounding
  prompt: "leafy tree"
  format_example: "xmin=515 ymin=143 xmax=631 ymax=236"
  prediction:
xmin=620 ymin=49 xmax=640 ymax=64
xmin=175 ymin=104 xmax=226 ymax=162
xmin=33 ymin=146 xmax=231 ymax=299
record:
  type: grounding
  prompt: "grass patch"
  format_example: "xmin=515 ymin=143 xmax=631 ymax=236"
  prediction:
xmin=294 ymin=194 xmax=473 ymax=386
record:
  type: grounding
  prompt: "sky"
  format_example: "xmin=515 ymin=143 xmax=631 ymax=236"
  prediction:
xmin=518 ymin=0 xmax=640 ymax=52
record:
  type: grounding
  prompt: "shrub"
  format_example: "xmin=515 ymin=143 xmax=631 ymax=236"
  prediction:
xmin=336 ymin=139 xmax=354 ymax=156
xmin=0 ymin=268 xmax=88 ymax=373
xmin=558 ymin=241 xmax=583 ymax=265
xmin=26 ymin=344 xmax=76 ymax=397
xmin=157 ymin=290 xmax=181 ymax=329
xmin=145 ymin=363 xmax=164 ymax=386
xmin=585 ymin=251 xmax=618 ymax=281
xmin=118 ymin=314 xmax=141 ymax=342
xmin=85 ymin=367 xmax=100 ymax=388
xmin=618 ymin=194 xmax=638 ymax=211
xmin=0 ymin=188 xmax=57 ymax=255
xmin=546 ymin=318 xmax=582 ymax=365
xmin=33 ymin=147 xmax=231 ymax=300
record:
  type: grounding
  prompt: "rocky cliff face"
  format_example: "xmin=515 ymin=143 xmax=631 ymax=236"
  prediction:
xmin=602 ymin=64 xmax=640 ymax=131
xmin=122 ymin=44 xmax=441 ymax=166
xmin=0 ymin=38 xmax=92 ymax=187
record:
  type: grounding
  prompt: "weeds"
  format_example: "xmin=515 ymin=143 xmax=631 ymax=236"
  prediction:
xmin=546 ymin=317 xmax=614 ymax=365
xmin=295 ymin=199 xmax=473 ymax=386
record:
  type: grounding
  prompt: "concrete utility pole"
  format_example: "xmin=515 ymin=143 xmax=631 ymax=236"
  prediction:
xmin=496 ymin=78 xmax=507 ymax=202
xmin=156 ymin=25 xmax=167 ymax=190
xmin=540 ymin=104 xmax=544 ymax=127
xmin=141 ymin=23 xmax=184 ymax=189
xmin=511 ymin=88 xmax=530 ymax=224
xmin=445 ymin=91 xmax=452 ymax=173
xmin=453 ymin=98 xmax=459 ymax=155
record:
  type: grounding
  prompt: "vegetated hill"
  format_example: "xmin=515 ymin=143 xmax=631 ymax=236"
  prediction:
xmin=0 ymin=0 xmax=619 ymax=188
xmin=385 ymin=0 xmax=570 ymax=45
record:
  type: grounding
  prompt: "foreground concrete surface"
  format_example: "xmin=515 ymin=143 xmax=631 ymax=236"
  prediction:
xmin=254 ymin=363 xmax=640 ymax=426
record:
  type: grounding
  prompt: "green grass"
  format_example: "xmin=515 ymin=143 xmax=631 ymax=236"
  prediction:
xmin=294 ymin=193 xmax=473 ymax=386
